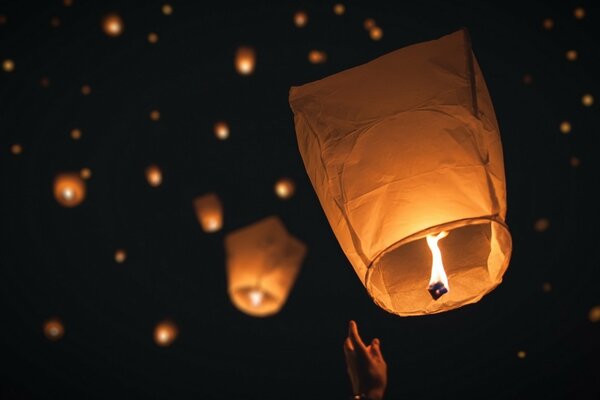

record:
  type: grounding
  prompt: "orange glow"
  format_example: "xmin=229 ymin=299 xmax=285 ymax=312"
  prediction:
xmin=193 ymin=193 xmax=223 ymax=232
xmin=114 ymin=249 xmax=127 ymax=263
xmin=363 ymin=18 xmax=376 ymax=30
xmin=274 ymin=178 xmax=295 ymax=199
xmin=40 ymin=77 xmax=50 ymax=88
xmin=81 ymin=84 xmax=91 ymax=95
xmin=145 ymin=165 xmax=162 ymax=187
xmin=43 ymin=318 xmax=65 ymax=341
xmin=369 ymin=26 xmax=383 ymax=41
xmin=3 ymin=59 xmax=15 ymax=72
xmin=574 ymin=7 xmax=585 ymax=19
xmin=581 ymin=94 xmax=593 ymax=107
xmin=54 ymin=173 xmax=86 ymax=207
xmin=70 ymin=128 xmax=82 ymax=140
xmin=542 ymin=282 xmax=552 ymax=293
xmin=154 ymin=320 xmax=178 ymax=346
xmin=308 ymin=50 xmax=327 ymax=64
xmin=517 ymin=350 xmax=526 ymax=359
xmin=426 ymin=231 xmax=450 ymax=298
xmin=214 ymin=121 xmax=230 ymax=140
xmin=570 ymin=156 xmax=581 ymax=167
xmin=63 ymin=0 xmax=73 ymax=6
xmin=522 ymin=74 xmax=532 ymax=85
xmin=150 ymin=109 xmax=161 ymax=121
xmin=80 ymin=168 xmax=92 ymax=180
xmin=102 ymin=13 xmax=124 ymax=37
xmin=534 ymin=218 xmax=550 ymax=232
xmin=333 ymin=3 xmax=346 ymax=15
xmin=148 ymin=32 xmax=159 ymax=44
xmin=0 ymin=15 xmax=6 ymax=26
xmin=542 ymin=18 xmax=554 ymax=30
xmin=162 ymin=4 xmax=173 ymax=16
xmin=50 ymin=17 xmax=61 ymax=28
xmin=566 ymin=50 xmax=578 ymax=61
xmin=10 ymin=143 xmax=22 ymax=155
xmin=235 ymin=46 xmax=256 ymax=75
xmin=294 ymin=11 xmax=308 ymax=27
xmin=589 ymin=306 xmax=600 ymax=322
xmin=560 ymin=121 xmax=571 ymax=134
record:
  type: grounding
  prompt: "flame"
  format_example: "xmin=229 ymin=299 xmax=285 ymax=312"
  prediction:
xmin=249 ymin=289 xmax=264 ymax=307
xmin=426 ymin=231 xmax=449 ymax=298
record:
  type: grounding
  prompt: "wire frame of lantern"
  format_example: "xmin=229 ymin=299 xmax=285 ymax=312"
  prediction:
xmin=193 ymin=193 xmax=223 ymax=233
xmin=225 ymin=216 xmax=307 ymax=317
xmin=289 ymin=29 xmax=512 ymax=316
xmin=53 ymin=173 xmax=86 ymax=207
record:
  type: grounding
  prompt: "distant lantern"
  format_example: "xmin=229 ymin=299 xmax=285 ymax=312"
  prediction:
xmin=581 ymin=94 xmax=593 ymax=107
xmin=102 ymin=13 xmax=124 ymax=37
xmin=3 ymin=58 xmax=14 ymax=72
xmin=517 ymin=350 xmax=527 ymax=359
xmin=54 ymin=173 xmax=86 ymax=207
xmin=235 ymin=46 xmax=256 ymax=75
xmin=81 ymin=84 xmax=91 ymax=95
xmin=574 ymin=7 xmax=585 ymax=20
xmin=193 ymin=193 xmax=223 ymax=233
xmin=40 ymin=76 xmax=50 ymax=88
xmin=214 ymin=121 xmax=230 ymax=140
xmin=333 ymin=3 xmax=346 ymax=15
xmin=369 ymin=26 xmax=383 ymax=41
xmin=43 ymin=318 xmax=65 ymax=341
xmin=63 ymin=0 xmax=73 ymax=7
xmin=566 ymin=50 xmax=578 ymax=61
xmin=534 ymin=218 xmax=550 ymax=232
xmin=308 ymin=50 xmax=327 ymax=64
xmin=148 ymin=32 xmax=159 ymax=44
xmin=0 ymin=14 xmax=6 ymax=25
xmin=154 ymin=320 xmax=178 ymax=346
xmin=542 ymin=18 xmax=554 ymax=30
xmin=542 ymin=282 xmax=552 ymax=292
xmin=589 ymin=306 xmax=600 ymax=323
xmin=290 ymin=29 xmax=512 ymax=316
xmin=145 ymin=164 xmax=162 ymax=187
xmin=114 ymin=249 xmax=127 ymax=263
xmin=522 ymin=74 xmax=533 ymax=85
xmin=80 ymin=168 xmax=92 ymax=180
xmin=10 ymin=143 xmax=22 ymax=155
xmin=50 ymin=16 xmax=61 ymax=28
xmin=560 ymin=121 xmax=571 ymax=134
xmin=150 ymin=109 xmax=160 ymax=121
xmin=274 ymin=177 xmax=295 ymax=199
xmin=225 ymin=216 xmax=307 ymax=317
xmin=70 ymin=128 xmax=82 ymax=140
xmin=570 ymin=156 xmax=581 ymax=167
xmin=162 ymin=4 xmax=173 ymax=16
xmin=294 ymin=11 xmax=308 ymax=27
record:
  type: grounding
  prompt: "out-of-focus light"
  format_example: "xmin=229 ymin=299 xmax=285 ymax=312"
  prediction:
xmin=43 ymin=318 xmax=65 ymax=341
xmin=3 ymin=59 xmax=15 ymax=72
xmin=294 ymin=11 xmax=308 ymax=27
xmin=308 ymin=50 xmax=327 ymax=64
xmin=560 ymin=121 xmax=571 ymax=134
xmin=54 ymin=173 xmax=86 ymax=207
xmin=102 ymin=13 xmax=124 ymax=37
xmin=569 ymin=156 xmax=581 ymax=167
xmin=145 ymin=164 xmax=162 ymax=187
xmin=333 ymin=4 xmax=346 ymax=15
xmin=235 ymin=46 xmax=256 ymax=75
xmin=542 ymin=18 xmax=554 ymax=30
xmin=114 ymin=249 xmax=127 ymax=263
xmin=369 ymin=26 xmax=383 ymax=41
xmin=517 ymin=351 xmax=526 ymax=359
xmin=148 ymin=32 xmax=159 ymax=44
xmin=274 ymin=178 xmax=295 ymax=199
xmin=63 ymin=0 xmax=73 ymax=6
xmin=533 ymin=218 xmax=550 ymax=232
xmin=214 ymin=121 xmax=230 ymax=140
xmin=50 ymin=16 xmax=61 ymax=28
xmin=40 ymin=76 xmax=50 ymax=88
xmin=522 ymin=74 xmax=533 ymax=85
xmin=589 ymin=306 xmax=600 ymax=322
xmin=249 ymin=289 xmax=264 ymax=307
xmin=566 ymin=50 xmax=578 ymax=61
xmin=70 ymin=128 xmax=82 ymax=140
xmin=81 ymin=84 xmax=91 ymax=95
xmin=363 ymin=18 xmax=376 ymax=30
xmin=542 ymin=282 xmax=552 ymax=292
xmin=10 ymin=143 xmax=22 ymax=155
xmin=80 ymin=168 xmax=92 ymax=180
xmin=162 ymin=4 xmax=173 ymax=16
xmin=150 ymin=110 xmax=161 ymax=121
xmin=0 ymin=14 xmax=7 ymax=25
xmin=154 ymin=320 xmax=178 ymax=346
xmin=581 ymin=94 xmax=594 ymax=107
xmin=574 ymin=7 xmax=585 ymax=20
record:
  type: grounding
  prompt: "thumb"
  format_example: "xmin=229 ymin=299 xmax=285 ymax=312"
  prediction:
xmin=370 ymin=338 xmax=382 ymax=356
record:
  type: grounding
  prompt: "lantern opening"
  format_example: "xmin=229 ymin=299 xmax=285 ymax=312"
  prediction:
xmin=248 ymin=288 xmax=264 ymax=307
xmin=426 ymin=231 xmax=449 ymax=300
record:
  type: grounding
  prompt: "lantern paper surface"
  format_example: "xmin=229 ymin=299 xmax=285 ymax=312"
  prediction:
xmin=225 ymin=216 xmax=306 ymax=317
xmin=289 ymin=29 xmax=512 ymax=316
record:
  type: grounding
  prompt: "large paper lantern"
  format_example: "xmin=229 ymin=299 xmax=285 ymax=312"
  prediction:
xmin=53 ymin=173 xmax=86 ymax=207
xmin=289 ymin=29 xmax=512 ymax=316
xmin=225 ymin=216 xmax=306 ymax=317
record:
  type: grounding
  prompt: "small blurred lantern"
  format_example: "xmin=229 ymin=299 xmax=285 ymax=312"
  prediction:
xmin=290 ymin=29 xmax=512 ymax=316
xmin=114 ymin=249 xmax=127 ymax=263
xmin=70 ymin=128 xmax=82 ymax=140
xmin=162 ymin=3 xmax=173 ymax=16
xmin=560 ymin=121 xmax=571 ymax=134
xmin=80 ymin=167 xmax=92 ymax=180
xmin=574 ymin=7 xmax=585 ymax=20
xmin=235 ymin=46 xmax=256 ymax=75
xmin=50 ymin=16 xmax=61 ymax=28
xmin=566 ymin=50 xmax=578 ymax=61
xmin=54 ymin=173 xmax=86 ymax=207
xmin=534 ymin=218 xmax=550 ymax=232
xmin=333 ymin=3 xmax=346 ymax=15
xmin=542 ymin=18 xmax=554 ymax=30
xmin=40 ymin=76 xmax=50 ymax=88
xmin=145 ymin=164 xmax=162 ymax=187
xmin=225 ymin=216 xmax=307 ymax=317
xmin=364 ymin=18 xmax=376 ymax=30
xmin=43 ymin=318 xmax=65 ymax=341
xmin=308 ymin=50 xmax=327 ymax=64
xmin=148 ymin=32 xmax=159 ymax=44
xmin=589 ymin=305 xmax=600 ymax=323
xmin=214 ymin=121 xmax=230 ymax=140
xmin=294 ymin=11 xmax=308 ymax=27
xmin=102 ymin=13 xmax=124 ymax=37
xmin=581 ymin=94 xmax=593 ymax=107
xmin=10 ymin=143 xmax=22 ymax=155
xmin=517 ymin=350 xmax=527 ymax=359
xmin=193 ymin=193 xmax=223 ymax=233
xmin=81 ymin=84 xmax=91 ymax=95
xmin=3 ymin=58 xmax=15 ymax=72
xmin=150 ymin=109 xmax=161 ymax=121
xmin=154 ymin=320 xmax=178 ymax=346
xmin=274 ymin=177 xmax=295 ymax=199
xmin=369 ymin=26 xmax=383 ymax=41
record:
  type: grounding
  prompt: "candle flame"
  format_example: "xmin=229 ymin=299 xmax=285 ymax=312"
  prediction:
xmin=426 ymin=230 xmax=449 ymax=300
xmin=249 ymin=289 xmax=264 ymax=307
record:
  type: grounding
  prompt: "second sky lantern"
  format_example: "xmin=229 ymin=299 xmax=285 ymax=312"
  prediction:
xmin=289 ymin=29 xmax=512 ymax=316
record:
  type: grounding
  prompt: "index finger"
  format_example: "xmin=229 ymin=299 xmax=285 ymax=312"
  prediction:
xmin=348 ymin=320 xmax=367 ymax=354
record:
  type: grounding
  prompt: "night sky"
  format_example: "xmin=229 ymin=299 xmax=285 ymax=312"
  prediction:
xmin=1 ymin=1 xmax=599 ymax=399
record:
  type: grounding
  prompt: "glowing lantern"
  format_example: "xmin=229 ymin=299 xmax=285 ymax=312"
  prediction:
xmin=333 ymin=4 xmax=346 ymax=15
xmin=214 ymin=121 xmax=230 ymax=140
xmin=70 ymin=128 xmax=82 ymax=140
xmin=574 ymin=7 xmax=585 ymax=20
xmin=542 ymin=18 xmax=554 ymax=30
xmin=114 ymin=249 xmax=127 ymax=263
xmin=369 ymin=26 xmax=383 ymax=41
xmin=162 ymin=4 xmax=173 ymax=16
xmin=81 ymin=84 xmax=91 ymax=95
xmin=145 ymin=164 xmax=162 ymax=187
xmin=10 ymin=143 xmax=22 ymax=155
xmin=581 ymin=94 xmax=593 ymax=107
xmin=80 ymin=167 xmax=92 ymax=180
xmin=308 ymin=50 xmax=327 ymax=64
xmin=148 ymin=32 xmax=159 ymax=44
xmin=566 ymin=50 xmax=578 ymax=61
xmin=560 ymin=121 xmax=571 ymax=134
xmin=274 ymin=177 xmax=295 ymax=199
xmin=3 ymin=58 xmax=14 ymax=72
xmin=225 ymin=216 xmax=307 ymax=317
xmin=294 ymin=11 xmax=308 ymax=28
xmin=102 ymin=13 xmax=124 ymax=37
xmin=43 ymin=318 xmax=65 ymax=341
xmin=290 ymin=29 xmax=512 ymax=316
xmin=150 ymin=109 xmax=160 ymax=121
xmin=364 ymin=18 xmax=376 ymax=30
xmin=54 ymin=173 xmax=86 ymax=207
xmin=235 ymin=46 xmax=256 ymax=75
xmin=193 ymin=193 xmax=223 ymax=233
xmin=154 ymin=320 xmax=178 ymax=346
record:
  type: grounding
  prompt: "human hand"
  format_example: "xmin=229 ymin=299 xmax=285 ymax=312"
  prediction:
xmin=343 ymin=320 xmax=387 ymax=400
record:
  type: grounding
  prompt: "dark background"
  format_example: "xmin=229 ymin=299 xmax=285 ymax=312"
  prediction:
xmin=1 ymin=1 xmax=599 ymax=399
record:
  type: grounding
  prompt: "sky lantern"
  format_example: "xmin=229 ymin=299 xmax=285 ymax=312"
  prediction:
xmin=293 ymin=11 xmax=308 ymax=27
xmin=145 ymin=164 xmax=162 ymax=187
xmin=225 ymin=216 xmax=307 ymax=317
xmin=154 ymin=320 xmax=178 ymax=346
xmin=193 ymin=193 xmax=223 ymax=233
xmin=289 ymin=29 xmax=512 ymax=316
xmin=274 ymin=177 xmax=295 ymax=199
xmin=214 ymin=121 xmax=230 ymax=140
xmin=43 ymin=318 xmax=65 ymax=341
xmin=235 ymin=46 xmax=256 ymax=75
xmin=54 ymin=173 xmax=86 ymax=207
xmin=101 ymin=13 xmax=124 ymax=37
